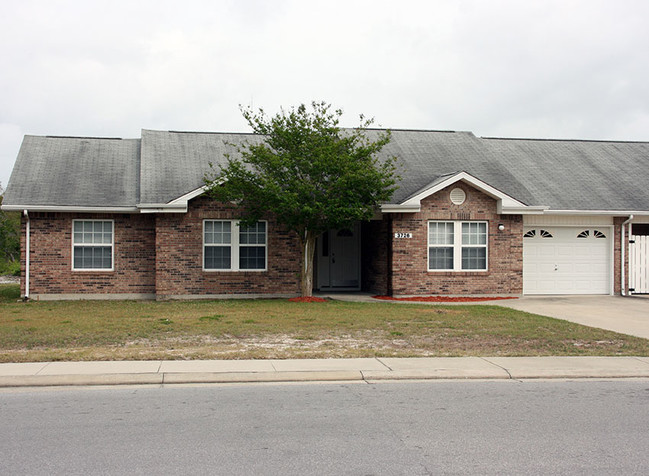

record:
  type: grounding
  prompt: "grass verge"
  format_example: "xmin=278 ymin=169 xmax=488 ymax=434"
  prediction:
xmin=1 ymin=284 xmax=648 ymax=362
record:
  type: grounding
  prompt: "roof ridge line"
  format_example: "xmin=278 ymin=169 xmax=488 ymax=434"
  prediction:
xmin=165 ymin=130 xmax=255 ymax=136
xmin=364 ymin=128 xmax=478 ymax=135
xmin=481 ymin=136 xmax=649 ymax=144
xmin=148 ymin=128 xmax=473 ymax=135
xmin=44 ymin=135 xmax=125 ymax=140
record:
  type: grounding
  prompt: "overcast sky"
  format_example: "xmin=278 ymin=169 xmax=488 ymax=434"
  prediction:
xmin=2 ymin=0 xmax=648 ymax=189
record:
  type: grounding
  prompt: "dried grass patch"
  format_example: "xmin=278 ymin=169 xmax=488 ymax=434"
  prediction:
xmin=1 ymin=284 xmax=648 ymax=362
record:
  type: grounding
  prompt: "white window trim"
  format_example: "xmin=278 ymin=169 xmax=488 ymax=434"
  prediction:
xmin=428 ymin=220 xmax=488 ymax=272
xmin=71 ymin=219 xmax=114 ymax=272
xmin=203 ymin=219 xmax=268 ymax=272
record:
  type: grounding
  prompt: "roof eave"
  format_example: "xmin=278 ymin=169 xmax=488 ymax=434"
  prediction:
xmin=380 ymin=204 xmax=421 ymax=213
xmin=500 ymin=205 xmax=548 ymax=215
xmin=167 ymin=185 xmax=209 ymax=205
xmin=1 ymin=205 xmax=139 ymax=213
xmin=137 ymin=185 xmax=209 ymax=213
xmin=541 ymin=209 xmax=649 ymax=216
xmin=138 ymin=205 xmax=188 ymax=213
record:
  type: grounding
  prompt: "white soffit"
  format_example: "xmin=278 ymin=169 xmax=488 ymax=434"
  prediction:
xmin=138 ymin=185 xmax=209 ymax=213
xmin=168 ymin=186 xmax=209 ymax=205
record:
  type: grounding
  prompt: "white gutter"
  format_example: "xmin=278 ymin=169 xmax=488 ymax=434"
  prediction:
xmin=498 ymin=205 xmax=548 ymax=215
xmin=2 ymin=205 xmax=138 ymax=213
xmin=23 ymin=210 xmax=30 ymax=300
xmin=138 ymin=205 xmax=188 ymax=213
xmin=621 ymin=215 xmax=634 ymax=296
xmin=380 ymin=204 xmax=421 ymax=213
xmin=542 ymin=209 xmax=649 ymax=216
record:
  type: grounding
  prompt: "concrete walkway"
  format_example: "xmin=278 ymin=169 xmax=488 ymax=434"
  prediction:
xmin=496 ymin=295 xmax=649 ymax=339
xmin=2 ymin=356 xmax=649 ymax=388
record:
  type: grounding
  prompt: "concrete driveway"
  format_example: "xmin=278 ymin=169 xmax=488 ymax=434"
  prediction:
xmin=497 ymin=295 xmax=649 ymax=339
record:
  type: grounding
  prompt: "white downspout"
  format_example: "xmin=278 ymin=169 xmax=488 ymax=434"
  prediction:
xmin=621 ymin=215 xmax=633 ymax=296
xmin=23 ymin=210 xmax=30 ymax=300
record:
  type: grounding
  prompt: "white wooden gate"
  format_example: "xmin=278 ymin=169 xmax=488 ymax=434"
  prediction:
xmin=630 ymin=235 xmax=649 ymax=294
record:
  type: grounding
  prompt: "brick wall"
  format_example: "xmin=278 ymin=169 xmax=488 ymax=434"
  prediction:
xmin=613 ymin=217 xmax=629 ymax=295
xmin=388 ymin=183 xmax=523 ymax=295
xmin=21 ymin=212 xmax=156 ymax=296
xmin=154 ymin=196 xmax=301 ymax=298
xmin=19 ymin=195 xmax=629 ymax=298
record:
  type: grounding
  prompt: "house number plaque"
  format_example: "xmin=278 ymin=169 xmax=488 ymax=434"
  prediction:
xmin=394 ymin=232 xmax=413 ymax=238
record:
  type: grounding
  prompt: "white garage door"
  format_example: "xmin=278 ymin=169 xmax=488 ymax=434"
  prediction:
xmin=523 ymin=227 xmax=611 ymax=294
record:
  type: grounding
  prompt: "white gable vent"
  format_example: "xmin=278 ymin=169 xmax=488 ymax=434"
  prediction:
xmin=450 ymin=188 xmax=466 ymax=205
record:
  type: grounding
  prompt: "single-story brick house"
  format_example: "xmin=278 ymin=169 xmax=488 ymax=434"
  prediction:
xmin=2 ymin=128 xmax=649 ymax=300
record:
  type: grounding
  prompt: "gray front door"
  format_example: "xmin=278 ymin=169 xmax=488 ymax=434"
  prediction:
xmin=316 ymin=223 xmax=360 ymax=290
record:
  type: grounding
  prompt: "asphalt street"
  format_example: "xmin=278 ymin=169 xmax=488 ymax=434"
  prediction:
xmin=1 ymin=380 xmax=648 ymax=475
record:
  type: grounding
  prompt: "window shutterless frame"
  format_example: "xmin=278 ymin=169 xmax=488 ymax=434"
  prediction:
xmin=71 ymin=219 xmax=114 ymax=271
xmin=428 ymin=220 xmax=488 ymax=272
xmin=203 ymin=219 xmax=268 ymax=272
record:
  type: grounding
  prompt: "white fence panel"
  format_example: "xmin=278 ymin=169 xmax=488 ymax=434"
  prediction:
xmin=630 ymin=235 xmax=649 ymax=294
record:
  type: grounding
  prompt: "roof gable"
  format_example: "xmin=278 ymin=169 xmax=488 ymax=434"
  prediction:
xmin=381 ymin=171 xmax=545 ymax=214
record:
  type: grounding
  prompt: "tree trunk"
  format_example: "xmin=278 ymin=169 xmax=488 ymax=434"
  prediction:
xmin=300 ymin=230 xmax=317 ymax=297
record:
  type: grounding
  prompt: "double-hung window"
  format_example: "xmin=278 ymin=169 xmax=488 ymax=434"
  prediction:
xmin=428 ymin=221 xmax=487 ymax=271
xmin=238 ymin=221 xmax=267 ymax=270
xmin=72 ymin=220 xmax=114 ymax=270
xmin=204 ymin=220 xmax=267 ymax=271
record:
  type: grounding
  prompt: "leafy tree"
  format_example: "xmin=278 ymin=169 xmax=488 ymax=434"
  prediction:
xmin=0 ymin=183 xmax=21 ymax=275
xmin=204 ymin=101 xmax=399 ymax=296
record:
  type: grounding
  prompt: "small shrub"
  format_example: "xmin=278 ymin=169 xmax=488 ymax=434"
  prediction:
xmin=0 ymin=284 xmax=20 ymax=303
xmin=0 ymin=260 xmax=20 ymax=276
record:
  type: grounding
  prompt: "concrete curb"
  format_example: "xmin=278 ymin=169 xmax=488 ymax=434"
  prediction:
xmin=0 ymin=371 xmax=365 ymax=388
xmin=3 ymin=370 xmax=649 ymax=388
xmin=162 ymin=370 xmax=364 ymax=384
xmin=361 ymin=370 xmax=510 ymax=381
xmin=0 ymin=373 xmax=164 ymax=387
xmin=2 ymin=357 xmax=649 ymax=388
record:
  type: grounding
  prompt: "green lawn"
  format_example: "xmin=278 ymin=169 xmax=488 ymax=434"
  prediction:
xmin=1 ymin=283 xmax=648 ymax=362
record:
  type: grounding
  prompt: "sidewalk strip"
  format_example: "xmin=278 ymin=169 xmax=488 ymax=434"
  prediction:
xmin=2 ymin=357 xmax=649 ymax=388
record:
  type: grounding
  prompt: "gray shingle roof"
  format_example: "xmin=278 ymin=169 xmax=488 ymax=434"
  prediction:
xmin=4 ymin=129 xmax=649 ymax=212
xmin=376 ymin=130 xmax=509 ymax=204
xmin=139 ymin=129 xmax=262 ymax=204
xmin=3 ymin=135 xmax=140 ymax=208
xmin=478 ymin=137 xmax=649 ymax=210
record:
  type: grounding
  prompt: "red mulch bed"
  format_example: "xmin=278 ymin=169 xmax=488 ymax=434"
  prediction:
xmin=288 ymin=296 xmax=328 ymax=303
xmin=372 ymin=295 xmax=518 ymax=302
